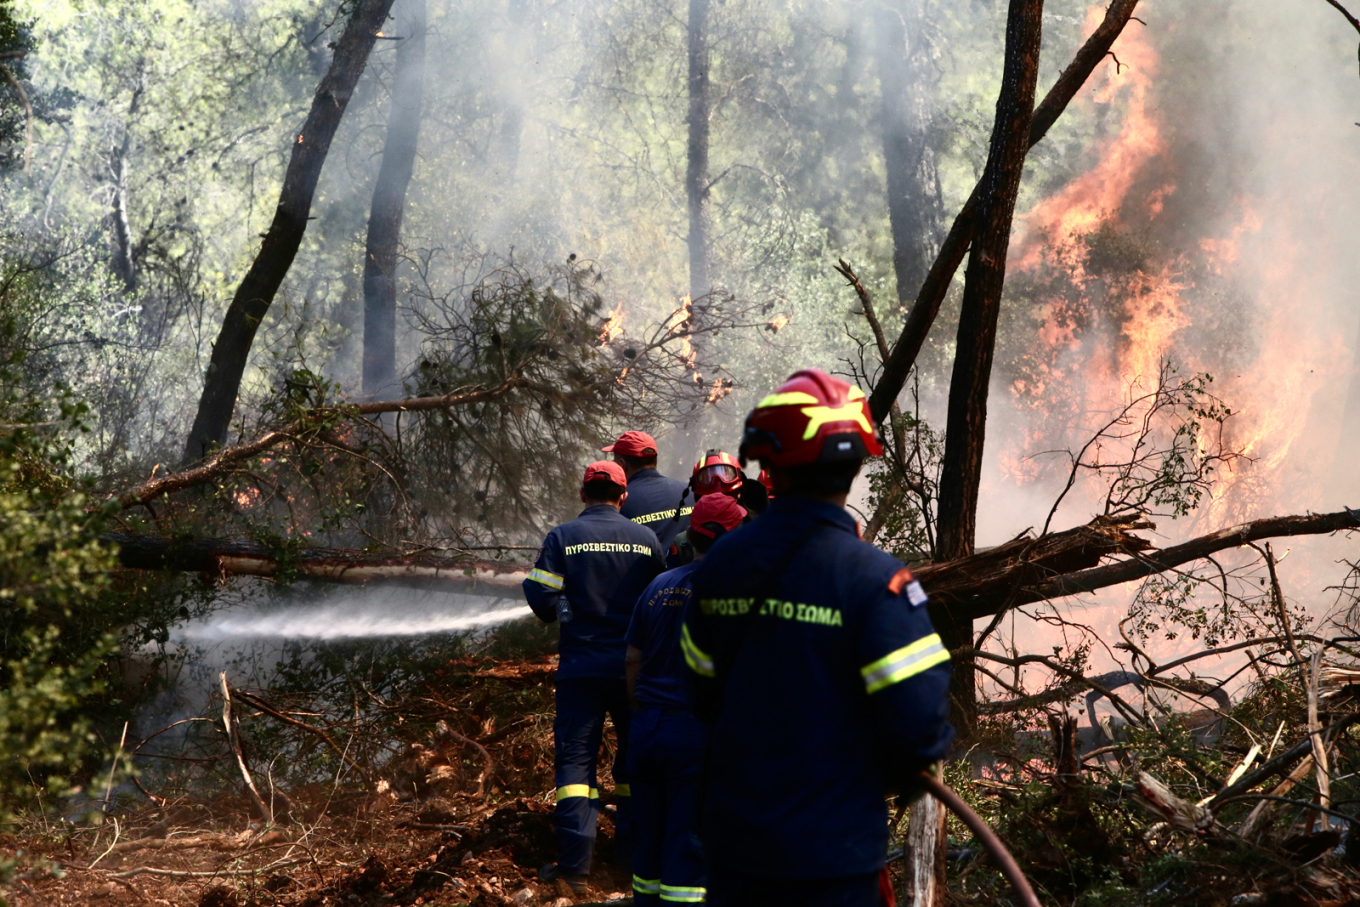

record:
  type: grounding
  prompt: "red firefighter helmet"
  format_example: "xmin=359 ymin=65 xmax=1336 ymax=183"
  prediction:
xmin=738 ymin=369 xmax=882 ymax=467
xmin=692 ymin=449 xmax=744 ymax=498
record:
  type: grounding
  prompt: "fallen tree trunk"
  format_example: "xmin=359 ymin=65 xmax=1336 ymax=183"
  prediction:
xmin=105 ymin=509 xmax=1360 ymax=613
xmin=105 ymin=533 xmax=528 ymax=595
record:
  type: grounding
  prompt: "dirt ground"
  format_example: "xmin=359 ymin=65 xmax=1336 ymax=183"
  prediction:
xmin=2 ymin=652 xmax=638 ymax=907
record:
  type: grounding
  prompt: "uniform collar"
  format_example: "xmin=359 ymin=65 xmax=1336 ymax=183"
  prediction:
xmin=628 ymin=467 xmax=662 ymax=483
xmin=765 ymin=495 xmax=858 ymax=534
xmin=579 ymin=503 xmax=622 ymax=517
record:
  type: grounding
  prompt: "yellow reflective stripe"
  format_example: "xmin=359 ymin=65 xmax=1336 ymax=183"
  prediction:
xmin=614 ymin=783 xmax=631 ymax=797
xmin=633 ymin=876 xmax=662 ymax=894
xmin=861 ymin=634 xmax=949 ymax=694
xmin=847 ymin=385 xmax=866 ymax=401
xmin=556 ymin=784 xmax=599 ymax=801
xmin=799 ymin=402 xmax=873 ymax=440
xmin=680 ymin=623 xmax=715 ymax=677
xmin=757 ymin=390 xmax=819 ymax=408
xmin=661 ymin=885 xmax=707 ymax=902
xmin=528 ymin=568 xmax=564 ymax=590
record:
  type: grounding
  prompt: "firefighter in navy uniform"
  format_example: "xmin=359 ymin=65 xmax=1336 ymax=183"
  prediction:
xmin=666 ymin=450 xmax=767 ymax=568
xmin=604 ymin=430 xmax=693 ymax=551
xmin=523 ymin=460 xmax=666 ymax=895
xmin=680 ymin=369 xmax=954 ymax=907
xmin=624 ymin=492 xmax=748 ymax=907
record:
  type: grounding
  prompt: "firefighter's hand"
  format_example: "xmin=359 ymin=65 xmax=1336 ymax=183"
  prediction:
xmin=896 ymin=761 xmax=940 ymax=804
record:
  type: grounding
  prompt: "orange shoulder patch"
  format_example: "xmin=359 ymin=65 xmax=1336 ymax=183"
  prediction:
xmin=887 ymin=567 xmax=915 ymax=595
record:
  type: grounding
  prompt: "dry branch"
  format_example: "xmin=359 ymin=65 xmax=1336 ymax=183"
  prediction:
xmin=221 ymin=673 xmax=272 ymax=825
xmin=233 ymin=689 xmax=370 ymax=782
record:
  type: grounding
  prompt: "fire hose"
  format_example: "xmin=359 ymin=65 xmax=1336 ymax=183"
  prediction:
xmin=917 ymin=771 xmax=1043 ymax=907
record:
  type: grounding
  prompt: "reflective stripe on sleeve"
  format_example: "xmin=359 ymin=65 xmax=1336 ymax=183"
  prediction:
xmin=680 ymin=623 xmax=715 ymax=677
xmin=660 ymin=884 xmax=707 ymax=902
xmin=528 ymin=568 xmax=564 ymax=590
xmin=614 ymin=783 xmax=631 ymax=797
xmin=861 ymin=633 xmax=949 ymax=694
xmin=556 ymin=784 xmax=599 ymax=801
xmin=633 ymin=876 xmax=661 ymax=895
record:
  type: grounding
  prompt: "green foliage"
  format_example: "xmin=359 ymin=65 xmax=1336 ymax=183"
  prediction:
xmin=0 ymin=407 xmax=117 ymax=819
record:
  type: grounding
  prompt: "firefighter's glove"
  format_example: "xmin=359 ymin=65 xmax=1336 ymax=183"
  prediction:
xmin=898 ymin=761 xmax=941 ymax=805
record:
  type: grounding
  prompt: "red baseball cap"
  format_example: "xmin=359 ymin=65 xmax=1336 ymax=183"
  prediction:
xmin=689 ymin=493 xmax=747 ymax=540
xmin=602 ymin=430 xmax=657 ymax=457
xmin=582 ymin=460 xmax=627 ymax=488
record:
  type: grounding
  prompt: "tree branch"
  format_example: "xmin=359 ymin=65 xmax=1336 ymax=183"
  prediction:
xmin=122 ymin=377 xmax=526 ymax=507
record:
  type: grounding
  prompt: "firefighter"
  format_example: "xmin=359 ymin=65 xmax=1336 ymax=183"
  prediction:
xmin=667 ymin=450 xmax=766 ymax=568
xmin=680 ymin=369 xmax=954 ymax=907
xmin=624 ymin=492 xmax=748 ymax=907
xmin=692 ymin=449 xmax=769 ymax=515
xmin=523 ymin=460 xmax=666 ymax=895
xmin=604 ymin=430 xmax=693 ymax=551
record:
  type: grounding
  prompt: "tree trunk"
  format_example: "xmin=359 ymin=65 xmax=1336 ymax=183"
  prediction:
xmin=873 ymin=0 xmax=942 ymax=308
xmin=685 ymin=0 xmax=712 ymax=304
xmin=183 ymin=0 xmax=396 ymax=464
xmin=933 ymin=0 xmax=1045 ymax=730
xmin=868 ymin=0 xmax=1141 ymax=423
xmin=934 ymin=0 xmax=1044 ymax=560
xmin=109 ymin=85 xmax=143 ymax=293
xmin=363 ymin=0 xmax=426 ymax=398
xmin=905 ymin=796 xmax=947 ymax=907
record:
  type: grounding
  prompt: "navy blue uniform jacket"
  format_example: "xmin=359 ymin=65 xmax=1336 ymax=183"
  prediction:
xmin=524 ymin=504 xmax=665 ymax=679
xmin=620 ymin=468 xmax=693 ymax=552
xmin=626 ymin=561 xmax=698 ymax=710
xmin=681 ymin=496 xmax=953 ymax=878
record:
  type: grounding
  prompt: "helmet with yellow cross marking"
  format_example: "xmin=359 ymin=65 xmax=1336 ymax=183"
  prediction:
xmin=738 ymin=369 xmax=883 ymax=467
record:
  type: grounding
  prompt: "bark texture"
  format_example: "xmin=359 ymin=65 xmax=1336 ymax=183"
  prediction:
xmin=363 ymin=0 xmax=426 ymax=396
xmin=183 ymin=0 xmax=397 ymax=464
xmin=685 ymin=0 xmax=712 ymax=303
xmin=868 ymin=0 xmax=1142 ymax=423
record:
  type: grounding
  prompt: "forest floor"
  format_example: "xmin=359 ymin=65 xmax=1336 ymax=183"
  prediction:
xmin=1 ymin=652 xmax=642 ymax=907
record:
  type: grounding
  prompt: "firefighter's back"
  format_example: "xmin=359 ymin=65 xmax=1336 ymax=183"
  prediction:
xmin=689 ymin=496 xmax=920 ymax=876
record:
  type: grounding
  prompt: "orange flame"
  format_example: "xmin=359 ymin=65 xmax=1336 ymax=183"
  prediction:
xmin=667 ymin=295 xmax=697 ymax=371
xmin=599 ymin=301 xmax=625 ymax=345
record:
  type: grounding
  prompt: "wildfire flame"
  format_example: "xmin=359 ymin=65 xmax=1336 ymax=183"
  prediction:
xmin=667 ymin=295 xmax=697 ymax=371
xmin=1003 ymin=4 xmax=1314 ymax=526
xmin=599 ymin=301 xmax=625 ymax=345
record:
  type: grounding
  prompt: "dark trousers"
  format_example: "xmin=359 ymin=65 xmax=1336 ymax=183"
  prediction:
xmin=553 ymin=676 xmax=632 ymax=873
xmin=705 ymin=868 xmax=881 ymax=907
xmin=629 ymin=708 xmax=707 ymax=905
